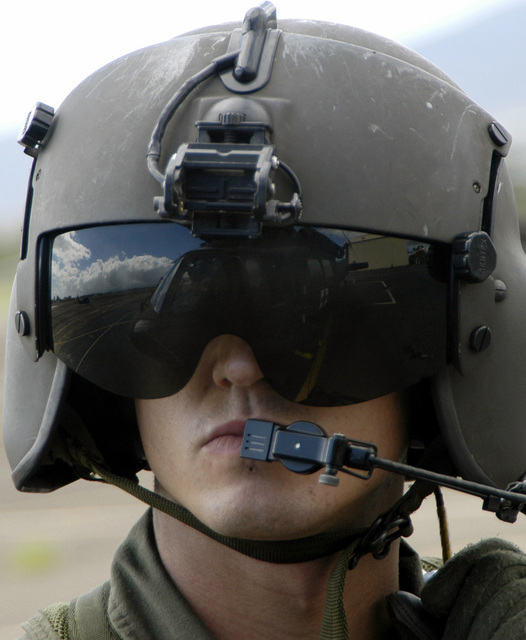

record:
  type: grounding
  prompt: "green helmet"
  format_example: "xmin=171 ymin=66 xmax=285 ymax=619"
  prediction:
xmin=4 ymin=3 xmax=522 ymax=511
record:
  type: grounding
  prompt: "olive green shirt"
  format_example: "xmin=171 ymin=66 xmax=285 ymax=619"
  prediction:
xmin=18 ymin=509 xmax=425 ymax=639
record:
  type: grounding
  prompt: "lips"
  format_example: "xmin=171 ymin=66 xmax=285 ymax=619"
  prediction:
xmin=202 ymin=419 xmax=247 ymax=454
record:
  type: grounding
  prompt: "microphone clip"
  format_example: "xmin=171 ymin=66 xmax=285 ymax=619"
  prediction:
xmin=241 ymin=419 xmax=377 ymax=486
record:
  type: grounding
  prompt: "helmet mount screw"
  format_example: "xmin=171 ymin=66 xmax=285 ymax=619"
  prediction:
xmin=488 ymin=121 xmax=509 ymax=147
xmin=494 ymin=280 xmax=508 ymax=302
xmin=14 ymin=311 xmax=30 ymax=337
xmin=470 ymin=325 xmax=492 ymax=352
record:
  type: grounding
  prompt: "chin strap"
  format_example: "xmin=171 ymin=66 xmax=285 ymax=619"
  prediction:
xmin=321 ymin=537 xmax=362 ymax=640
xmin=87 ymin=456 xmax=371 ymax=564
xmin=56 ymin=404 xmax=371 ymax=564
xmin=319 ymin=474 xmax=448 ymax=640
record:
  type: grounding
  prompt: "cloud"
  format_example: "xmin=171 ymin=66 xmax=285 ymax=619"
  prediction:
xmin=52 ymin=231 xmax=172 ymax=299
xmin=53 ymin=230 xmax=92 ymax=264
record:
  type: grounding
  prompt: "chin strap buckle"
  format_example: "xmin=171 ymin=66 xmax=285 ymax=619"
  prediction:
xmin=349 ymin=512 xmax=413 ymax=570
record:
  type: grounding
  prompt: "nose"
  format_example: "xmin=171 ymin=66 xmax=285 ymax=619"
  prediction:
xmin=211 ymin=335 xmax=265 ymax=390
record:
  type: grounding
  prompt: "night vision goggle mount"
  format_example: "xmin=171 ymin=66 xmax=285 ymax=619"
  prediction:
xmin=154 ymin=106 xmax=302 ymax=238
xmin=148 ymin=2 xmax=302 ymax=238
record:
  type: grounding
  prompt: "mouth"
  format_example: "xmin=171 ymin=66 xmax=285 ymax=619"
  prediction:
xmin=202 ymin=419 xmax=247 ymax=454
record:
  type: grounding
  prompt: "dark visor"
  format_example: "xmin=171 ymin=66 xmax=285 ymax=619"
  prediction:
xmin=47 ymin=222 xmax=448 ymax=404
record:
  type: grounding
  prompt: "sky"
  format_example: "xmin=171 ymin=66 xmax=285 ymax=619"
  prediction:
xmin=1 ymin=0 xmax=517 ymax=135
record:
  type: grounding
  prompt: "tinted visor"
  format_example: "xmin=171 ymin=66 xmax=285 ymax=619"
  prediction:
xmin=47 ymin=223 xmax=448 ymax=404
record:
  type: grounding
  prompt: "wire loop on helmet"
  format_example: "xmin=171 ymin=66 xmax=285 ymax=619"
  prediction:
xmin=147 ymin=50 xmax=242 ymax=184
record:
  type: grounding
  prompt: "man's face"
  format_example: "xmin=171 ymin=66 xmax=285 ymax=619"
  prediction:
xmin=136 ymin=335 xmax=407 ymax=541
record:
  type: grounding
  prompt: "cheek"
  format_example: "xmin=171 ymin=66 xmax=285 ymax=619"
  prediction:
xmin=136 ymin=398 xmax=158 ymax=453
xmin=136 ymin=398 xmax=198 ymax=507
xmin=309 ymin=392 xmax=408 ymax=461
xmin=135 ymin=398 xmax=186 ymax=472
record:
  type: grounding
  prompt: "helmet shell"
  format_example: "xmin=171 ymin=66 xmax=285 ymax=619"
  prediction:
xmin=4 ymin=17 xmax=522 ymax=492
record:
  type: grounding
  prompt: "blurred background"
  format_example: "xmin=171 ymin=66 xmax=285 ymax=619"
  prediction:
xmin=1 ymin=0 xmax=526 ymax=636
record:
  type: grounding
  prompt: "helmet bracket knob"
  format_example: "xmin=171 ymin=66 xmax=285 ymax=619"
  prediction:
xmin=452 ymin=231 xmax=497 ymax=283
xmin=18 ymin=102 xmax=55 ymax=158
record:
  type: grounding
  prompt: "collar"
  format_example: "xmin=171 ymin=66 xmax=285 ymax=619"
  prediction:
xmin=107 ymin=509 xmax=216 ymax=639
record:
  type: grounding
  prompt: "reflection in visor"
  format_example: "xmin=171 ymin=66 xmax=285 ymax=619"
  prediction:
xmin=48 ymin=223 xmax=448 ymax=404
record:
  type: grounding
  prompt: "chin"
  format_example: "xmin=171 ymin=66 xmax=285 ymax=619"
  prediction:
xmin=204 ymin=516 xmax=317 ymax=542
xmin=193 ymin=487 xmax=335 ymax=542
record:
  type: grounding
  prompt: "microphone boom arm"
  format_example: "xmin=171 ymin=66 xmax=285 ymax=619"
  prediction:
xmin=241 ymin=419 xmax=526 ymax=523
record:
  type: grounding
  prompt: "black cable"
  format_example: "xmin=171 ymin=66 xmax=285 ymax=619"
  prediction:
xmin=147 ymin=49 xmax=241 ymax=184
xmin=369 ymin=454 xmax=526 ymax=507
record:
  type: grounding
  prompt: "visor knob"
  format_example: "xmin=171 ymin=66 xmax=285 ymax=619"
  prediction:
xmin=453 ymin=231 xmax=497 ymax=283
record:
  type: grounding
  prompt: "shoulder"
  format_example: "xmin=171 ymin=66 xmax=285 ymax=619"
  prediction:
xmin=17 ymin=606 xmax=66 ymax=639
xmin=18 ymin=582 xmax=114 ymax=640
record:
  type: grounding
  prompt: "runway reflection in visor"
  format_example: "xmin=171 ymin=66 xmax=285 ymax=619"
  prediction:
xmin=48 ymin=223 xmax=448 ymax=404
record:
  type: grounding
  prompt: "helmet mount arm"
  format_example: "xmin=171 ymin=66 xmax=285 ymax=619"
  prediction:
xmin=241 ymin=419 xmax=526 ymax=523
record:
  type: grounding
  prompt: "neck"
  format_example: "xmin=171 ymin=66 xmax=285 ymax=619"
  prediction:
xmin=152 ymin=510 xmax=399 ymax=640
